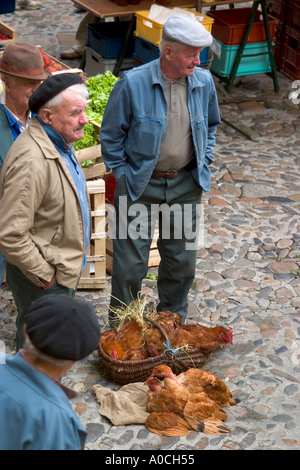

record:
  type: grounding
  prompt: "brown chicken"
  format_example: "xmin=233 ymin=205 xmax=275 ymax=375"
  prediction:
xmin=170 ymin=324 xmax=233 ymax=353
xmin=152 ymin=365 xmax=237 ymax=408
xmin=145 ymin=375 xmax=230 ymax=436
xmin=100 ymin=320 xmax=160 ymax=361
xmin=143 ymin=311 xmax=183 ymax=356
xmin=100 ymin=319 xmax=144 ymax=360
xmin=146 ymin=412 xmax=191 ymax=437
xmin=144 ymin=314 xmax=232 ymax=356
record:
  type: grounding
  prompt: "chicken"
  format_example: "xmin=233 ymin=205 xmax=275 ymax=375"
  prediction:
xmin=145 ymin=375 xmax=230 ymax=436
xmin=100 ymin=319 xmax=145 ymax=360
xmin=146 ymin=412 xmax=191 ymax=437
xmin=146 ymin=411 xmax=191 ymax=437
xmin=144 ymin=313 xmax=232 ymax=357
xmin=152 ymin=365 xmax=237 ymax=408
xmin=170 ymin=324 xmax=233 ymax=354
xmin=143 ymin=311 xmax=182 ymax=355
xmin=122 ymin=345 xmax=159 ymax=361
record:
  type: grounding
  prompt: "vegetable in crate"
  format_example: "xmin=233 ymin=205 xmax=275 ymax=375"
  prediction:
xmin=85 ymin=71 xmax=119 ymax=125
xmin=74 ymin=71 xmax=119 ymax=163
xmin=73 ymin=122 xmax=99 ymax=151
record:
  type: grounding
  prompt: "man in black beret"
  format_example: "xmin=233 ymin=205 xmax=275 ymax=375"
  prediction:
xmin=0 ymin=73 xmax=91 ymax=350
xmin=0 ymin=294 xmax=100 ymax=450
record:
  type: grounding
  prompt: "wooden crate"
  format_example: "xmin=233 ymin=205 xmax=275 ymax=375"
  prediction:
xmin=105 ymin=203 xmax=160 ymax=275
xmin=74 ymin=121 xmax=107 ymax=181
xmin=78 ymin=179 xmax=106 ymax=290
xmin=0 ymin=21 xmax=17 ymax=45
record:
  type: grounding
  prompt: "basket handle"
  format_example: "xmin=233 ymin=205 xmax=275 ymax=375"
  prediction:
xmin=143 ymin=314 xmax=171 ymax=346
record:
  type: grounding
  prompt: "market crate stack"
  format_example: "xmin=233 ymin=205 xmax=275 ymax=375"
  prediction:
xmin=85 ymin=20 xmax=136 ymax=77
xmin=78 ymin=179 xmax=106 ymax=290
xmin=207 ymin=8 xmax=278 ymax=78
xmin=269 ymin=0 xmax=300 ymax=80
xmin=132 ymin=8 xmax=214 ymax=67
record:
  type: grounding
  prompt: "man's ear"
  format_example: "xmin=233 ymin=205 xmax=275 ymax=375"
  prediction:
xmin=40 ymin=108 xmax=52 ymax=125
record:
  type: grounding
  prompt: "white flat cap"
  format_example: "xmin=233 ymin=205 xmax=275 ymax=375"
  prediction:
xmin=162 ymin=14 xmax=213 ymax=48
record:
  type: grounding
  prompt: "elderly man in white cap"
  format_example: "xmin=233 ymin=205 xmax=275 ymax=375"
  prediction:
xmin=100 ymin=14 xmax=221 ymax=327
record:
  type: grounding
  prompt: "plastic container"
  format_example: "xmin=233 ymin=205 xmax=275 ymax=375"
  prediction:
xmin=211 ymin=39 xmax=273 ymax=77
xmin=132 ymin=36 xmax=210 ymax=65
xmin=87 ymin=21 xmax=134 ymax=59
xmin=207 ymin=8 xmax=277 ymax=45
xmin=134 ymin=9 xmax=214 ymax=46
xmin=0 ymin=0 xmax=15 ymax=14
xmin=85 ymin=46 xmax=136 ymax=77
xmin=133 ymin=36 xmax=160 ymax=62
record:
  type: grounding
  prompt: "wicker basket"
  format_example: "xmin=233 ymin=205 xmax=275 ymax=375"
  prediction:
xmin=98 ymin=316 xmax=208 ymax=385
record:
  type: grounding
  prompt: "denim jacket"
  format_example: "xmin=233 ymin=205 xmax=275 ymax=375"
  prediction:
xmin=100 ymin=59 xmax=220 ymax=201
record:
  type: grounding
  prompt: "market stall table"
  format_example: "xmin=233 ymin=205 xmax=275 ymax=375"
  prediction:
xmin=72 ymin=0 xmax=197 ymax=75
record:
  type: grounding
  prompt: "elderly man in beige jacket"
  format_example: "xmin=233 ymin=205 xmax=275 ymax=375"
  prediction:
xmin=0 ymin=73 xmax=91 ymax=350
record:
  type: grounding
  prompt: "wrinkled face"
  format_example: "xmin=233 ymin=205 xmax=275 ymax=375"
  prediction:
xmin=47 ymin=88 xmax=88 ymax=144
xmin=4 ymin=76 xmax=42 ymax=108
xmin=168 ymin=44 xmax=203 ymax=78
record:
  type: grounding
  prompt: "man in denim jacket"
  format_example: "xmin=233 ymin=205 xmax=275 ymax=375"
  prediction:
xmin=101 ymin=14 xmax=220 ymax=326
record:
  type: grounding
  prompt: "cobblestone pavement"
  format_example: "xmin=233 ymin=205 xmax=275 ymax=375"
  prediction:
xmin=1 ymin=0 xmax=300 ymax=452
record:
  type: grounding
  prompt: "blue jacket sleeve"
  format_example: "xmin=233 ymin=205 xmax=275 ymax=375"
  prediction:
xmin=100 ymin=76 xmax=132 ymax=179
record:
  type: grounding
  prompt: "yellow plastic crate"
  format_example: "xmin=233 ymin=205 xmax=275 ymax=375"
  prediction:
xmin=134 ymin=9 xmax=214 ymax=46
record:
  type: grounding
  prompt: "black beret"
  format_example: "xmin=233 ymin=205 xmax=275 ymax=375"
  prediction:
xmin=29 ymin=72 xmax=83 ymax=114
xmin=25 ymin=294 xmax=100 ymax=361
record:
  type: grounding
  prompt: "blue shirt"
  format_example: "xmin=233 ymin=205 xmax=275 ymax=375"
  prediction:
xmin=1 ymin=104 xmax=33 ymax=141
xmin=39 ymin=121 xmax=90 ymax=269
xmin=0 ymin=352 xmax=87 ymax=450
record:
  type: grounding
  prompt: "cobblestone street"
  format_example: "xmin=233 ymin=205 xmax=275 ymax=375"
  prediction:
xmin=1 ymin=0 xmax=300 ymax=451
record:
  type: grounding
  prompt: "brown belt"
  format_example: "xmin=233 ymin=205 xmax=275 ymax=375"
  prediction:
xmin=151 ymin=166 xmax=187 ymax=179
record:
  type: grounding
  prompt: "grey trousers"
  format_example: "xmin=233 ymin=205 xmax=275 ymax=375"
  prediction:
xmin=6 ymin=263 xmax=75 ymax=350
xmin=109 ymin=169 xmax=203 ymax=326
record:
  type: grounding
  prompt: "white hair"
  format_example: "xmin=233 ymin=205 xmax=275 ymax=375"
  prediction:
xmin=23 ymin=335 xmax=72 ymax=367
xmin=159 ymin=38 xmax=186 ymax=55
xmin=37 ymin=82 xmax=89 ymax=117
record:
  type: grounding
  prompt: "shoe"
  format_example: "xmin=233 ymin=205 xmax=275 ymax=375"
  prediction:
xmin=60 ymin=49 xmax=82 ymax=60
xmin=16 ymin=0 xmax=40 ymax=10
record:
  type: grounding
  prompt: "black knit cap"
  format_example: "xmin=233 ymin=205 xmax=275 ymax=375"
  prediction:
xmin=29 ymin=72 xmax=83 ymax=114
xmin=25 ymin=294 xmax=100 ymax=361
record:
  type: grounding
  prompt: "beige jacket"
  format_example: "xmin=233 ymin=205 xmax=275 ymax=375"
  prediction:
xmin=0 ymin=118 xmax=89 ymax=289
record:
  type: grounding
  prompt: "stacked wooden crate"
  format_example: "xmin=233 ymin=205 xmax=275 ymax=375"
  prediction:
xmin=74 ymin=122 xmax=107 ymax=290
xmin=78 ymin=179 xmax=106 ymax=290
xmin=207 ymin=8 xmax=278 ymax=78
xmin=269 ymin=0 xmax=300 ymax=80
xmin=132 ymin=8 xmax=214 ymax=66
xmin=0 ymin=21 xmax=17 ymax=46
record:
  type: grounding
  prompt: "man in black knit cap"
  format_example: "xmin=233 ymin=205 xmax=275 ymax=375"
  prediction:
xmin=0 ymin=74 xmax=91 ymax=350
xmin=0 ymin=294 xmax=100 ymax=450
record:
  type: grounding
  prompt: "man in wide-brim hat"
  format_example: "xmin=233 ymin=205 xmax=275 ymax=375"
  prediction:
xmin=0 ymin=42 xmax=47 ymax=287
